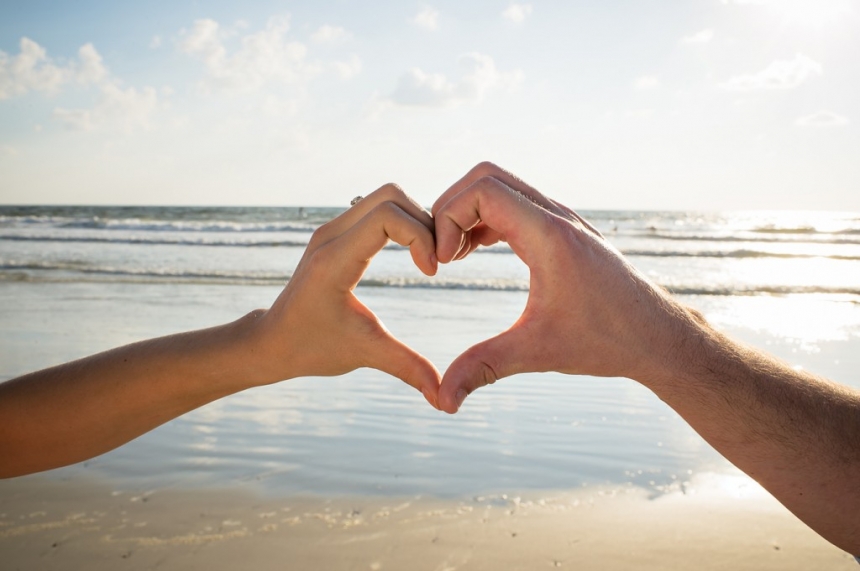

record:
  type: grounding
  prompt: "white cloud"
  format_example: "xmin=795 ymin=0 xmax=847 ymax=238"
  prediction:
xmin=53 ymin=83 xmax=159 ymax=133
xmin=180 ymin=16 xmax=316 ymax=93
xmin=0 ymin=38 xmax=107 ymax=100
xmin=390 ymin=52 xmax=523 ymax=107
xmin=312 ymin=25 xmax=351 ymax=44
xmin=720 ymin=53 xmax=822 ymax=91
xmin=680 ymin=29 xmax=714 ymax=44
xmin=634 ymin=75 xmax=660 ymax=90
xmin=180 ymin=19 xmax=224 ymax=61
xmin=75 ymin=43 xmax=108 ymax=85
xmin=413 ymin=6 xmax=440 ymax=31
xmin=0 ymin=37 xmax=159 ymax=133
xmin=795 ymin=110 xmax=849 ymax=127
xmin=502 ymin=3 xmax=533 ymax=23
xmin=149 ymin=35 xmax=162 ymax=49
xmin=0 ymin=38 xmax=67 ymax=98
xmin=332 ymin=54 xmax=362 ymax=79
xmin=392 ymin=69 xmax=455 ymax=106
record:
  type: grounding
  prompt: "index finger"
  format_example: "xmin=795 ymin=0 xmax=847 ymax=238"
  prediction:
xmin=319 ymin=201 xmax=438 ymax=289
xmin=434 ymin=176 xmax=554 ymax=265
xmin=312 ymin=183 xmax=434 ymax=253
xmin=433 ymin=162 xmax=604 ymax=239
xmin=432 ymin=161 xmax=562 ymax=218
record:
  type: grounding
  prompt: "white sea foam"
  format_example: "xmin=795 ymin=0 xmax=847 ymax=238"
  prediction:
xmin=1 ymin=206 xmax=860 ymax=301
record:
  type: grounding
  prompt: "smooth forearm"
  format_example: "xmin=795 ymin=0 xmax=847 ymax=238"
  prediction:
xmin=0 ymin=309 xmax=272 ymax=478
xmin=641 ymin=312 xmax=860 ymax=552
xmin=0 ymin=188 xmax=442 ymax=479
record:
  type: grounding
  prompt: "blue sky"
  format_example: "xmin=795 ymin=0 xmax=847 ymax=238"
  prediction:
xmin=1 ymin=0 xmax=858 ymax=209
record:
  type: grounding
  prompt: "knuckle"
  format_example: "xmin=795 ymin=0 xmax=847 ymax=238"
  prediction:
xmin=371 ymin=200 xmax=401 ymax=220
xmin=378 ymin=182 xmax=405 ymax=201
xmin=465 ymin=348 xmax=500 ymax=387
xmin=543 ymin=211 xmax=567 ymax=232
xmin=472 ymin=160 xmax=500 ymax=178
xmin=307 ymin=222 xmax=331 ymax=249
xmin=479 ymin=361 xmax=499 ymax=387
xmin=473 ymin=175 xmax=503 ymax=200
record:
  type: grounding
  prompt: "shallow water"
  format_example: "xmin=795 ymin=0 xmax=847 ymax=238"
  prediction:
xmin=1 ymin=282 xmax=858 ymax=498
xmin=1 ymin=207 xmax=859 ymax=498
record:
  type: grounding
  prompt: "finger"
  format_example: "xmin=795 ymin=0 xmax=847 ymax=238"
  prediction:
xmin=455 ymin=224 xmax=504 ymax=260
xmin=432 ymin=162 xmax=606 ymax=241
xmin=453 ymin=232 xmax=472 ymax=261
xmin=311 ymin=183 xmax=434 ymax=252
xmin=366 ymin=330 xmax=442 ymax=410
xmin=325 ymin=202 xmax=438 ymax=286
xmin=434 ymin=176 xmax=552 ymax=265
xmin=437 ymin=329 xmax=528 ymax=414
xmin=432 ymin=161 xmax=564 ymax=219
xmin=434 ymin=165 xmax=529 ymax=262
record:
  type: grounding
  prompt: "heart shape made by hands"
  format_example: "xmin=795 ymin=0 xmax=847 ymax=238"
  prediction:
xmin=270 ymin=164 xmax=673 ymax=418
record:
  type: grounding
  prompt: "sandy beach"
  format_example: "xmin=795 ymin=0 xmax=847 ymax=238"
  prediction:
xmin=1 ymin=475 xmax=854 ymax=571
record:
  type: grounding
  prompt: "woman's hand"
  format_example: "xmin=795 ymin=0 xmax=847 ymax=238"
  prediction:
xmin=250 ymin=183 xmax=442 ymax=408
xmin=0 ymin=183 xmax=441 ymax=478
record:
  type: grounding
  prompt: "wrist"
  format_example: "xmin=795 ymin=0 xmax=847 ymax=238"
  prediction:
xmin=632 ymin=304 xmax=721 ymax=394
xmin=206 ymin=309 xmax=289 ymax=392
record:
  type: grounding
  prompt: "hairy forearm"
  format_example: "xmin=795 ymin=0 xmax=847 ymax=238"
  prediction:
xmin=643 ymin=311 xmax=860 ymax=553
xmin=0 ymin=310 xmax=269 ymax=478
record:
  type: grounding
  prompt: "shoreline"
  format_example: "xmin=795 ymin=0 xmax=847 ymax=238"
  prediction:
xmin=1 ymin=474 xmax=854 ymax=570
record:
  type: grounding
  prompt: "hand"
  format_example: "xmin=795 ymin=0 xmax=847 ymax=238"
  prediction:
xmin=251 ymin=184 xmax=443 ymax=408
xmin=0 ymin=184 xmax=443 ymax=478
xmin=432 ymin=162 xmax=703 ymax=413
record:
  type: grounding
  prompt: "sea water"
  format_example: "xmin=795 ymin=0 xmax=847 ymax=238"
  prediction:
xmin=1 ymin=206 xmax=859 ymax=497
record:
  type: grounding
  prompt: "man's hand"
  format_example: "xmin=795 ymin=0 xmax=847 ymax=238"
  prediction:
xmin=432 ymin=161 xmax=702 ymax=413
xmin=432 ymin=161 xmax=860 ymax=554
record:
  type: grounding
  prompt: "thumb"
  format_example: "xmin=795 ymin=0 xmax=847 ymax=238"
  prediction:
xmin=367 ymin=331 xmax=442 ymax=410
xmin=439 ymin=329 xmax=527 ymax=414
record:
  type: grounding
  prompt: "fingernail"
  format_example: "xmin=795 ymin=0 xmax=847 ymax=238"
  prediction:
xmin=454 ymin=389 xmax=468 ymax=410
xmin=429 ymin=252 xmax=437 ymax=268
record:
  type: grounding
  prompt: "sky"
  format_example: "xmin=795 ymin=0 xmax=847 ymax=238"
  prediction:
xmin=0 ymin=0 xmax=858 ymax=209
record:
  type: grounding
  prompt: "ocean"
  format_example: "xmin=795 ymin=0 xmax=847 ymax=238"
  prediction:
xmin=2 ymin=205 xmax=859 ymax=498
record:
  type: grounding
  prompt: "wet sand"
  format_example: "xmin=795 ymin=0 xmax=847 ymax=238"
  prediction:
xmin=1 ymin=476 xmax=854 ymax=570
